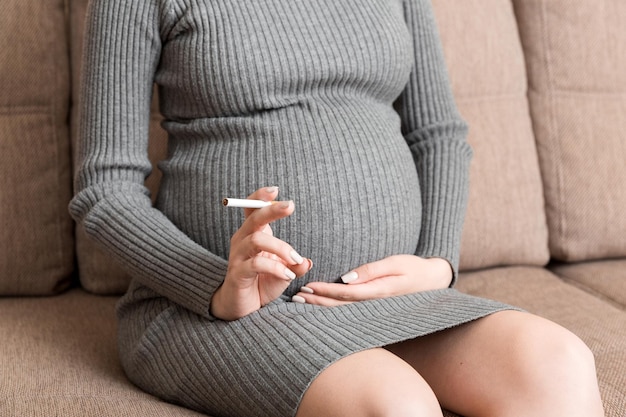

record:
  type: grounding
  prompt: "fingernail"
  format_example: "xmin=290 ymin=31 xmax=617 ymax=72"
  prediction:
xmin=300 ymin=286 xmax=314 ymax=294
xmin=278 ymin=200 xmax=292 ymax=209
xmin=341 ymin=271 xmax=358 ymax=283
xmin=292 ymin=295 xmax=306 ymax=304
xmin=284 ymin=268 xmax=296 ymax=280
xmin=290 ymin=250 xmax=304 ymax=265
xmin=266 ymin=186 xmax=278 ymax=193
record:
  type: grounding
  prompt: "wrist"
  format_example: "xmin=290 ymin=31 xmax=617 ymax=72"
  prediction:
xmin=210 ymin=279 xmax=260 ymax=321
xmin=209 ymin=284 xmax=230 ymax=320
xmin=426 ymin=257 xmax=454 ymax=288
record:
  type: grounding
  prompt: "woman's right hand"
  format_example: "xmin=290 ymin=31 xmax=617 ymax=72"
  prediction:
xmin=210 ymin=187 xmax=312 ymax=321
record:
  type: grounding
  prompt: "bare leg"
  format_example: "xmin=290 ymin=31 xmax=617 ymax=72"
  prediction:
xmin=386 ymin=310 xmax=605 ymax=417
xmin=296 ymin=348 xmax=443 ymax=417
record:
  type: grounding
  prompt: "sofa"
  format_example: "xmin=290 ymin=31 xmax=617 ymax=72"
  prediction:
xmin=1 ymin=0 xmax=624 ymax=415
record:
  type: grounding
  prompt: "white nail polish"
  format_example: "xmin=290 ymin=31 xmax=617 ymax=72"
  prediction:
xmin=290 ymin=250 xmax=304 ymax=265
xmin=284 ymin=268 xmax=296 ymax=280
xmin=341 ymin=271 xmax=358 ymax=283
xmin=292 ymin=295 xmax=306 ymax=304
xmin=300 ymin=286 xmax=314 ymax=294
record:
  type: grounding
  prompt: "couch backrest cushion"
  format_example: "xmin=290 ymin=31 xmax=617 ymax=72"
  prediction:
xmin=70 ymin=0 xmax=168 ymax=294
xmin=0 ymin=0 xmax=74 ymax=295
xmin=514 ymin=0 xmax=626 ymax=262
xmin=432 ymin=0 xmax=550 ymax=271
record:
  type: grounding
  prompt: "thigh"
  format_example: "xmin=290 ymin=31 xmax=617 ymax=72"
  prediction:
xmin=385 ymin=310 xmax=600 ymax=417
xmin=296 ymin=348 xmax=443 ymax=417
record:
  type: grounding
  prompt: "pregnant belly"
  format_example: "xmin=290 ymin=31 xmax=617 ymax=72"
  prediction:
xmin=157 ymin=106 xmax=422 ymax=288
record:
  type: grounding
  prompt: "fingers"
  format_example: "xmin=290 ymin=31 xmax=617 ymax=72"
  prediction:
xmin=292 ymin=257 xmax=395 ymax=305
xmin=297 ymin=280 xmax=389 ymax=303
xmin=239 ymin=186 xmax=293 ymax=234
xmin=232 ymin=230 xmax=302 ymax=266
xmin=230 ymin=186 xmax=299 ymax=259
xmin=231 ymin=229 xmax=312 ymax=280
xmin=232 ymin=255 xmax=300 ymax=283
xmin=228 ymin=186 xmax=312 ymax=282
xmin=243 ymin=186 xmax=279 ymax=218
xmin=292 ymin=257 xmax=314 ymax=278
xmin=292 ymin=285 xmax=358 ymax=306
xmin=339 ymin=256 xmax=403 ymax=284
xmin=294 ymin=256 xmax=450 ymax=306
xmin=227 ymin=254 xmax=312 ymax=291
xmin=292 ymin=294 xmax=352 ymax=307
xmin=236 ymin=199 xmax=295 ymax=237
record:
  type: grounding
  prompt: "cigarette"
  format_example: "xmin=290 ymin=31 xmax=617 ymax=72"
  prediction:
xmin=222 ymin=198 xmax=278 ymax=208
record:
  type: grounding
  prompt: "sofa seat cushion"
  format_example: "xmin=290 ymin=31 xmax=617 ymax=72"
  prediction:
xmin=551 ymin=259 xmax=626 ymax=310
xmin=457 ymin=266 xmax=626 ymax=417
xmin=0 ymin=289 xmax=205 ymax=416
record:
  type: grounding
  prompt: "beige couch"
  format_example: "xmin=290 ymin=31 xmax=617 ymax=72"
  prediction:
xmin=1 ymin=0 xmax=624 ymax=416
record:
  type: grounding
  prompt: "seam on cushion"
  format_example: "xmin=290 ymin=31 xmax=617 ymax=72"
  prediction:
xmin=540 ymin=0 xmax=566 ymax=257
xmin=528 ymin=86 xmax=626 ymax=97
xmin=540 ymin=1 xmax=555 ymax=96
xmin=49 ymin=109 xmax=72 ymax=293
xmin=49 ymin=0 xmax=73 ymax=294
xmin=3 ymin=387 xmax=168 ymax=401
xmin=534 ymin=90 xmax=626 ymax=99
xmin=455 ymin=92 xmax=527 ymax=103
xmin=556 ymin=275 xmax=626 ymax=313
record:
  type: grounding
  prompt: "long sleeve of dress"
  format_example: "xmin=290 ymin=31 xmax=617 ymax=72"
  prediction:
xmin=398 ymin=0 xmax=472 ymax=283
xmin=69 ymin=0 xmax=228 ymax=318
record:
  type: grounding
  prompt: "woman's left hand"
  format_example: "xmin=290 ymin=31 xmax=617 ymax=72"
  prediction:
xmin=293 ymin=255 xmax=452 ymax=306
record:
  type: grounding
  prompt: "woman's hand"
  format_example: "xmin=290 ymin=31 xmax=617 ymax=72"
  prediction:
xmin=210 ymin=187 xmax=312 ymax=320
xmin=292 ymin=255 xmax=452 ymax=306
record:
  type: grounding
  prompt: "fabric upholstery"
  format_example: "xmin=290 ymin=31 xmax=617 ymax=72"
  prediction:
xmin=0 ymin=0 xmax=74 ymax=295
xmin=432 ymin=0 xmax=550 ymax=271
xmin=551 ymin=259 xmax=626 ymax=310
xmin=0 ymin=290 xmax=206 ymax=416
xmin=69 ymin=0 xmax=168 ymax=294
xmin=458 ymin=267 xmax=626 ymax=417
xmin=513 ymin=0 xmax=626 ymax=261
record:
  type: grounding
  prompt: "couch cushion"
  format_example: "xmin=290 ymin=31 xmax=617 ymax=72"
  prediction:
xmin=513 ymin=0 xmax=626 ymax=261
xmin=0 ymin=0 xmax=74 ymax=294
xmin=551 ymin=259 xmax=626 ymax=310
xmin=0 ymin=290 xmax=207 ymax=416
xmin=432 ymin=0 xmax=549 ymax=271
xmin=458 ymin=266 xmax=626 ymax=416
xmin=70 ymin=0 xmax=168 ymax=294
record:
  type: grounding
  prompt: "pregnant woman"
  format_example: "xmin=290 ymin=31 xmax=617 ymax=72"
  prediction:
xmin=70 ymin=0 xmax=604 ymax=416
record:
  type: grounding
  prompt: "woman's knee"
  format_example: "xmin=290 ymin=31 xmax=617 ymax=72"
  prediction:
xmin=513 ymin=315 xmax=597 ymax=384
xmin=296 ymin=348 xmax=443 ymax=417
xmin=365 ymin=375 xmax=442 ymax=417
xmin=501 ymin=312 xmax=603 ymax=414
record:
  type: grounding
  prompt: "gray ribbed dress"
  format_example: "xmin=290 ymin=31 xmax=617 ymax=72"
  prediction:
xmin=70 ymin=0 xmax=513 ymax=416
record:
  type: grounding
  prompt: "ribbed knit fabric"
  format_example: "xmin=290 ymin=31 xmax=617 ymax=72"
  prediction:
xmin=70 ymin=1 xmax=513 ymax=416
